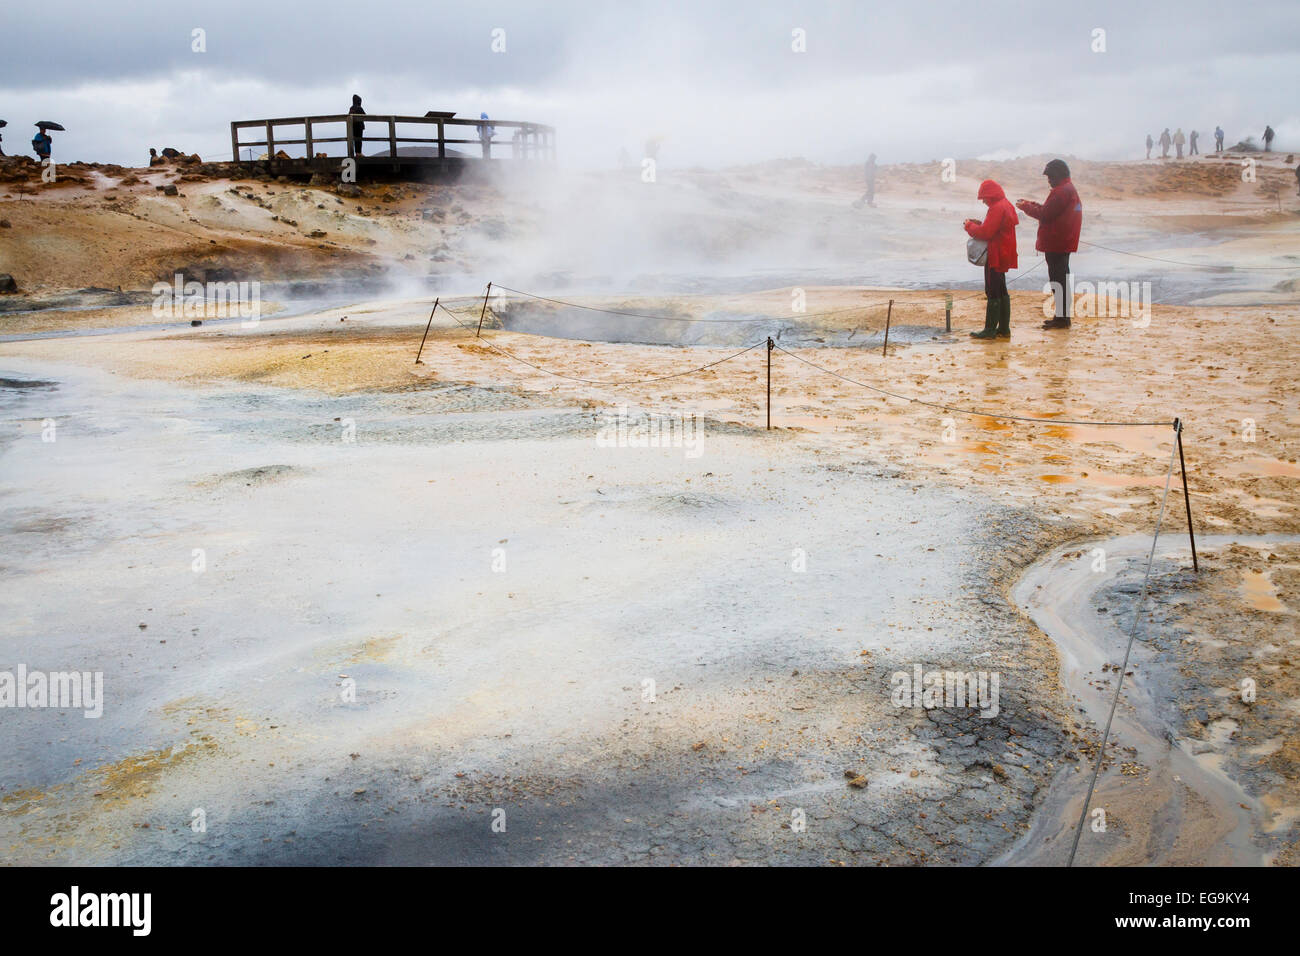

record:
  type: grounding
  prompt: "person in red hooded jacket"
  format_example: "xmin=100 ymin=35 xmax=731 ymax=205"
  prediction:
xmin=964 ymin=179 xmax=1018 ymax=340
xmin=1017 ymin=159 xmax=1082 ymax=330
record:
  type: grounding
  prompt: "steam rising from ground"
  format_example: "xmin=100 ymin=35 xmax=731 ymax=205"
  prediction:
xmin=435 ymin=160 xmax=902 ymax=295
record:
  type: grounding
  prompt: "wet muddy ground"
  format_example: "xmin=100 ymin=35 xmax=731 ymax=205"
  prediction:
xmin=1 ymin=154 xmax=1297 ymax=864
xmin=1004 ymin=534 xmax=1300 ymax=866
xmin=1 ymin=279 xmax=1297 ymax=864
xmin=0 ymin=360 xmax=1087 ymax=864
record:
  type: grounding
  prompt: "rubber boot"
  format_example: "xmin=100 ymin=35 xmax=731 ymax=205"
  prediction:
xmin=996 ymin=296 xmax=1011 ymax=339
xmin=970 ymin=298 xmax=998 ymax=339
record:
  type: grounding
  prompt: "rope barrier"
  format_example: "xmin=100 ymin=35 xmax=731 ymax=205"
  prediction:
xmin=1078 ymin=238 xmax=1299 ymax=272
xmin=947 ymin=259 xmax=1047 ymax=303
xmin=1067 ymin=424 xmax=1182 ymax=866
xmin=771 ymin=343 xmax=1171 ymax=428
xmin=496 ymin=270 xmax=1052 ymax=320
xmin=425 ymin=286 xmax=1172 ymax=425
xmin=435 ymin=302 xmax=766 ymax=386
xmin=493 ymin=267 xmax=1047 ymax=338
xmin=490 ymin=283 xmax=885 ymax=324
xmin=486 ymin=239 xmax=1289 ymax=336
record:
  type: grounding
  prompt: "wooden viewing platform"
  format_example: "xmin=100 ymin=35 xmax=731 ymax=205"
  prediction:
xmin=230 ymin=112 xmax=556 ymax=175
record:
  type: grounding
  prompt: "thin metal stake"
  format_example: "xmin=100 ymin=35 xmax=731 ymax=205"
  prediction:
xmin=766 ymin=336 xmax=774 ymax=430
xmin=476 ymin=282 xmax=492 ymax=337
xmin=882 ymin=299 xmax=893 ymax=357
xmin=415 ymin=297 xmax=439 ymax=364
xmin=1175 ymin=418 xmax=1199 ymax=572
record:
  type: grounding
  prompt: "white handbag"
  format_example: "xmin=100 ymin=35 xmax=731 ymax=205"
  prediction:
xmin=967 ymin=237 xmax=988 ymax=267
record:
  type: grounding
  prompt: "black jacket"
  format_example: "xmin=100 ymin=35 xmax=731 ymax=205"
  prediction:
xmin=348 ymin=102 xmax=366 ymax=139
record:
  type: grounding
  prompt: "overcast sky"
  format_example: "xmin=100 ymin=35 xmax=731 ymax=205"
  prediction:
xmin=1 ymin=0 xmax=1297 ymax=168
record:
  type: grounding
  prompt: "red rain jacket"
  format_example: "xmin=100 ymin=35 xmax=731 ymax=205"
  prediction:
xmin=1019 ymin=178 xmax=1082 ymax=253
xmin=964 ymin=180 xmax=1018 ymax=272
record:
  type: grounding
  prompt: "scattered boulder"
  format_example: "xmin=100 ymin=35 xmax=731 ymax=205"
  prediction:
xmin=0 ymin=274 xmax=17 ymax=293
xmin=336 ymin=183 xmax=361 ymax=198
xmin=162 ymin=184 xmax=179 ymax=196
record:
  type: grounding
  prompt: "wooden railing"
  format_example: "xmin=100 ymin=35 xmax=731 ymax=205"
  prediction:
xmin=229 ymin=113 xmax=556 ymax=165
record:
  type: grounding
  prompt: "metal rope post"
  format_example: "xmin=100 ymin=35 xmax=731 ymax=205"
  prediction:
xmin=1174 ymin=418 xmax=1199 ymax=572
xmin=766 ymin=336 xmax=774 ymax=430
xmin=476 ymin=282 xmax=492 ymax=337
xmin=883 ymin=299 xmax=893 ymax=357
xmin=415 ymin=297 xmax=439 ymax=364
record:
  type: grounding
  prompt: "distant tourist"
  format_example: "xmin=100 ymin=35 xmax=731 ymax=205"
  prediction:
xmin=1188 ymin=129 xmax=1198 ymax=155
xmin=964 ymin=179 xmax=1018 ymax=341
xmin=1214 ymin=126 xmax=1225 ymax=152
xmin=32 ymin=128 xmax=52 ymax=161
xmin=1017 ymin=159 xmax=1083 ymax=332
xmin=1263 ymin=125 xmax=1275 ymax=152
xmin=1145 ymin=133 xmax=1154 ymax=159
xmin=477 ymin=113 xmax=496 ymax=159
xmin=348 ymin=94 xmax=366 ymax=157
xmin=1173 ymin=128 xmax=1185 ymax=159
xmin=1295 ymin=163 xmax=1300 ymax=195
xmin=1159 ymin=128 xmax=1171 ymax=158
xmin=854 ymin=153 xmax=878 ymax=208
